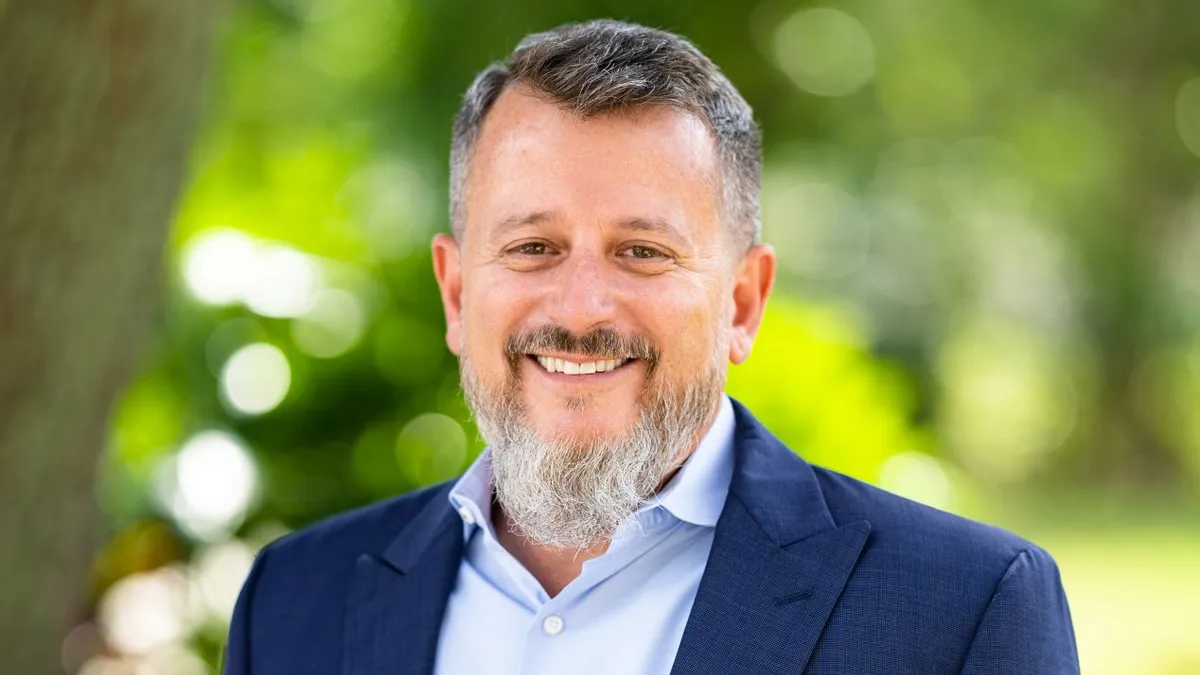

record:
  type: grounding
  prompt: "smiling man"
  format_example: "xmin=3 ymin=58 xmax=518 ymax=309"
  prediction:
xmin=223 ymin=20 xmax=1080 ymax=675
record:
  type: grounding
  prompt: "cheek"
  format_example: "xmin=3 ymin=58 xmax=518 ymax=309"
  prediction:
xmin=631 ymin=282 xmax=722 ymax=368
xmin=462 ymin=272 xmax=538 ymax=356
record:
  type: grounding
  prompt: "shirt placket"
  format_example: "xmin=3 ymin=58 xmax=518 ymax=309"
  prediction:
xmin=516 ymin=509 xmax=683 ymax=675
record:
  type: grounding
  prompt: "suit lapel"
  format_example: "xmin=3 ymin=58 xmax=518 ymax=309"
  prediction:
xmin=343 ymin=487 xmax=462 ymax=675
xmin=670 ymin=401 xmax=872 ymax=675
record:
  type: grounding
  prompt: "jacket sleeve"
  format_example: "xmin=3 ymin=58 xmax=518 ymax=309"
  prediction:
xmin=958 ymin=546 xmax=1080 ymax=675
xmin=221 ymin=544 xmax=273 ymax=675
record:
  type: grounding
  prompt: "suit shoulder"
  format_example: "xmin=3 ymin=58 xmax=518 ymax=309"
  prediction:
xmin=811 ymin=464 xmax=1043 ymax=568
xmin=262 ymin=479 xmax=455 ymax=563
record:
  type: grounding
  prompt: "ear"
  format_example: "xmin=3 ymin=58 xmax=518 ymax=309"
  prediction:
xmin=431 ymin=233 xmax=465 ymax=356
xmin=728 ymin=243 xmax=776 ymax=365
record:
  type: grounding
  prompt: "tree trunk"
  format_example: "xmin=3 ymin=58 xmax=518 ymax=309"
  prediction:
xmin=0 ymin=2 xmax=225 ymax=672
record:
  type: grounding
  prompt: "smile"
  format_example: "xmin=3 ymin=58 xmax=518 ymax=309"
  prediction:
xmin=529 ymin=354 xmax=632 ymax=375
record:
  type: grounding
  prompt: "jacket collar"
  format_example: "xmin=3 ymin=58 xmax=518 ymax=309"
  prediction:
xmin=725 ymin=397 xmax=841 ymax=546
xmin=380 ymin=484 xmax=459 ymax=575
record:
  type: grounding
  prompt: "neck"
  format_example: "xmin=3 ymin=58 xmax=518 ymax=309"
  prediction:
xmin=491 ymin=504 xmax=609 ymax=597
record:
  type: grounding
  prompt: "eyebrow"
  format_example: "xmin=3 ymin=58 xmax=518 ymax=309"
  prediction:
xmin=490 ymin=211 xmax=554 ymax=241
xmin=488 ymin=211 xmax=689 ymax=245
xmin=614 ymin=216 xmax=687 ymax=244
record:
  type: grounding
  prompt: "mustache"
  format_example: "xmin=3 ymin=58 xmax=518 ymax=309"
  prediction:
xmin=505 ymin=324 xmax=661 ymax=374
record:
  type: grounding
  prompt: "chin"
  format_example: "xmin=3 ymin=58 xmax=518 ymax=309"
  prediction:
xmin=529 ymin=399 xmax=638 ymax=443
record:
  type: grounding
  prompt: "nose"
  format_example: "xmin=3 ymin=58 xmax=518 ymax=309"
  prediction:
xmin=545 ymin=249 xmax=618 ymax=335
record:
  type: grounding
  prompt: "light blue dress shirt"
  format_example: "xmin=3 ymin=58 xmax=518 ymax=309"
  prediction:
xmin=433 ymin=395 xmax=736 ymax=675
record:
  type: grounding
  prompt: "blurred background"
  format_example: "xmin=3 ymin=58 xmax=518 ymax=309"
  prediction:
xmin=2 ymin=0 xmax=1199 ymax=673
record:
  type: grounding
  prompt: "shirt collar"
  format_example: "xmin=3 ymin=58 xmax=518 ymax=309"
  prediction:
xmin=448 ymin=394 xmax=737 ymax=534
xmin=639 ymin=394 xmax=735 ymax=527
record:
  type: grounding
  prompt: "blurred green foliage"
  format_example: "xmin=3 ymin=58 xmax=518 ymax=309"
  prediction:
xmin=727 ymin=299 xmax=930 ymax=484
xmin=78 ymin=1 xmax=1200 ymax=674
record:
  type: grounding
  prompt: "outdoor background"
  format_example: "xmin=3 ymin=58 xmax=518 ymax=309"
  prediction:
xmin=2 ymin=0 xmax=1199 ymax=674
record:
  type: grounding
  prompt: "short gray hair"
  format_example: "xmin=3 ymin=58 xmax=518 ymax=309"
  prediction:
xmin=449 ymin=20 xmax=762 ymax=252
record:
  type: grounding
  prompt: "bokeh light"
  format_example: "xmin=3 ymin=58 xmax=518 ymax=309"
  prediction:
xmin=878 ymin=451 xmax=954 ymax=511
xmin=181 ymin=229 xmax=257 ymax=306
xmin=60 ymin=622 xmax=104 ymax=675
xmin=181 ymin=230 xmax=322 ymax=318
xmin=243 ymin=245 xmax=322 ymax=318
xmin=77 ymin=655 xmax=135 ymax=675
xmin=136 ymin=645 xmax=210 ymax=675
xmin=220 ymin=343 xmax=292 ymax=416
xmin=291 ymin=288 xmax=367 ymax=358
xmin=154 ymin=431 xmax=258 ymax=541
xmin=397 ymin=413 xmax=468 ymax=486
xmin=96 ymin=567 xmax=191 ymax=656
xmin=772 ymin=8 xmax=875 ymax=97
xmin=190 ymin=540 xmax=256 ymax=624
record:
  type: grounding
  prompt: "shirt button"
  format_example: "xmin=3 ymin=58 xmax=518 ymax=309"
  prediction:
xmin=457 ymin=505 xmax=475 ymax=526
xmin=542 ymin=615 xmax=564 ymax=636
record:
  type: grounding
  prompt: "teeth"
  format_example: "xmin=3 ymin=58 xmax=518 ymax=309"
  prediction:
xmin=533 ymin=356 xmax=629 ymax=375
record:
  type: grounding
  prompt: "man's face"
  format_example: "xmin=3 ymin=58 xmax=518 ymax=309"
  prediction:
xmin=438 ymin=87 xmax=737 ymax=448
xmin=433 ymin=86 xmax=774 ymax=546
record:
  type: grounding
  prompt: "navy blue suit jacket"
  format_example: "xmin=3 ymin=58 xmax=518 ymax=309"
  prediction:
xmin=224 ymin=399 xmax=1080 ymax=674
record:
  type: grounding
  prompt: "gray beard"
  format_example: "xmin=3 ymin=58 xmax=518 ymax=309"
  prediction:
xmin=459 ymin=352 xmax=723 ymax=550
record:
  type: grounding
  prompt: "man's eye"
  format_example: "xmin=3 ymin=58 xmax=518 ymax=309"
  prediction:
xmin=514 ymin=242 xmax=549 ymax=255
xmin=625 ymin=245 xmax=665 ymax=260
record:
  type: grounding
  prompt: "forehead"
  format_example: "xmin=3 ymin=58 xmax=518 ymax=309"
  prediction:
xmin=463 ymin=86 xmax=722 ymax=240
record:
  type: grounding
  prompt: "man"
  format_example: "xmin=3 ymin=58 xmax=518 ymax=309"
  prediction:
xmin=224 ymin=20 xmax=1079 ymax=675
